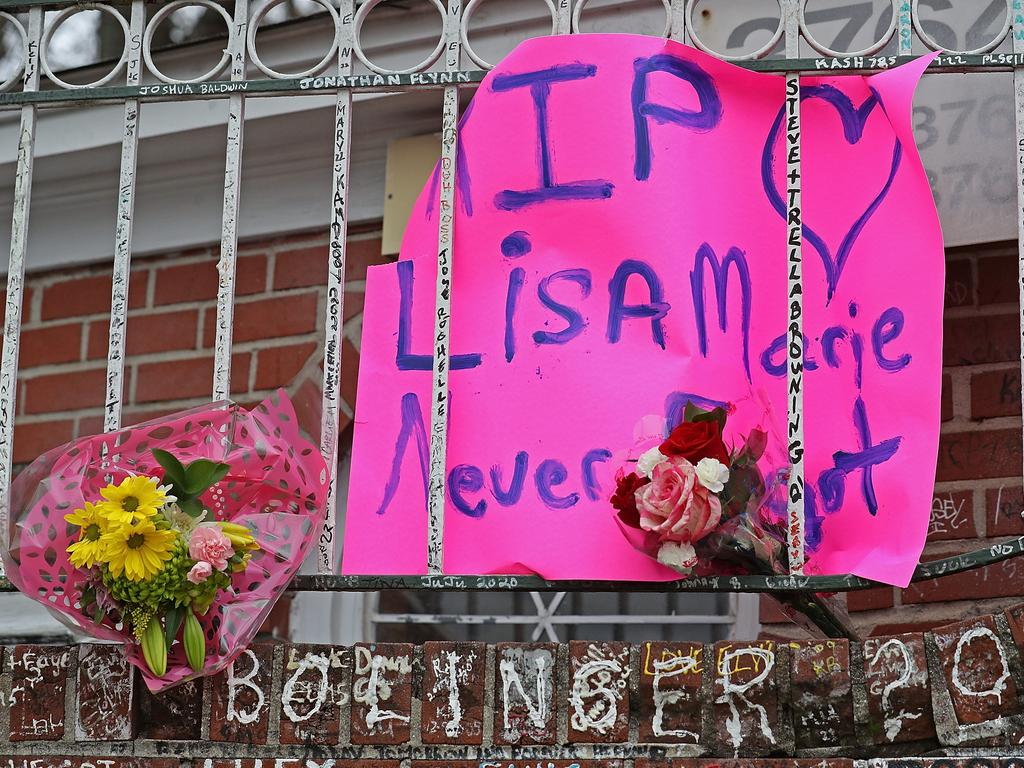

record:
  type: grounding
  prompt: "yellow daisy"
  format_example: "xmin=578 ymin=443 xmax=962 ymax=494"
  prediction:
xmin=64 ymin=502 xmax=109 ymax=568
xmin=99 ymin=476 xmax=169 ymax=525
xmin=101 ymin=517 xmax=178 ymax=581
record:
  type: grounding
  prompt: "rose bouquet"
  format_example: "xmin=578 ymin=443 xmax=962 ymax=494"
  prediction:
xmin=612 ymin=401 xmax=852 ymax=637
xmin=2 ymin=391 xmax=329 ymax=690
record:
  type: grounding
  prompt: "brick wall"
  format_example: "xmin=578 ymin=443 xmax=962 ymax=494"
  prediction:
xmin=7 ymin=233 xmax=1024 ymax=639
xmin=758 ymin=241 xmax=1024 ymax=639
xmin=5 ymin=225 xmax=387 ymax=467
xmin=5 ymin=605 xmax=1024 ymax=759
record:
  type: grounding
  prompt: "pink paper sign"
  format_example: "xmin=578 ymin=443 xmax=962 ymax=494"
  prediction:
xmin=342 ymin=35 xmax=943 ymax=587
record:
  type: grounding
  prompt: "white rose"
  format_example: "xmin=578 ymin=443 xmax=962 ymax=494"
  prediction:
xmin=695 ymin=457 xmax=730 ymax=493
xmin=657 ymin=541 xmax=698 ymax=574
xmin=636 ymin=447 xmax=667 ymax=479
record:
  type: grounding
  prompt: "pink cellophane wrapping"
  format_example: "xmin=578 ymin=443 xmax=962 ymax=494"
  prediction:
xmin=1 ymin=389 xmax=329 ymax=691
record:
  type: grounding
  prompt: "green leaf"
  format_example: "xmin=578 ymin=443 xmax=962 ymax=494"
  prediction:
xmin=682 ymin=401 xmax=728 ymax=432
xmin=152 ymin=449 xmax=187 ymax=490
xmin=682 ymin=400 xmax=708 ymax=424
xmin=92 ymin=605 xmax=105 ymax=625
xmin=164 ymin=605 xmax=185 ymax=646
xmin=183 ymin=459 xmax=231 ymax=495
xmin=180 ymin=497 xmax=205 ymax=519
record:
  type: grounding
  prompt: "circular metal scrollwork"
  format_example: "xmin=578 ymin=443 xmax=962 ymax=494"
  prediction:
xmin=0 ymin=12 xmax=26 ymax=93
xmin=41 ymin=3 xmax=130 ymax=89
xmin=912 ymin=0 xmax=1011 ymax=55
xmin=143 ymin=0 xmax=234 ymax=85
xmin=572 ymin=0 xmax=672 ymax=39
xmin=462 ymin=0 xmax=557 ymax=70
xmin=800 ymin=0 xmax=898 ymax=58
xmin=687 ymin=0 xmax=784 ymax=61
xmin=353 ymin=0 xmax=447 ymax=76
xmin=248 ymin=0 xmax=341 ymax=79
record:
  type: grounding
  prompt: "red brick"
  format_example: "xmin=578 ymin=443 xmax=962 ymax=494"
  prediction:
xmin=134 ymin=353 xmax=249 ymax=403
xmin=87 ymin=309 xmax=199 ymax=359
xmin=1004 ymin=603 xmax=1024 ymax=651
xmin=870 ymin=619 xmax=954 ymax=636
xmin=903 ymin=555 xmax=1024 ymax=603
xmin=943 ymin=313 xmax=1018 ymax=366
xmin=758 ymin=594 xmax=791 ymax=624
xmin=971 ymin=367 xmax=1021 ymax=419
xmin=862 ymin=633 xmax=934 ymax=744
xmin=351 ymin=643 xmax=414 ymax=744
xmin=789 ymin=640 xmax=854 ymax=749
xmin=941 ymin=373 xmax=953 ymax=422
xmin=23 ymin=367 xmax=107 ymax=414
xmin=847 ymin=587 xmax=894 ymax=612
xmin=421 ymin=642 xmax=485 ymax=744
xmin=710 ymin=641 xmax=781 ymax=755
xmin=345 ymin=289 xmax=365 ymax=322
xmin=927 ymin=489 xmax=977 ymax=541
xmin=0 ymin=760 xmax=177 ymax=768
xmin=567 ymin=641 xmax=630 ymax=743
xmin=274 ymin=244 xmax=327 ymax=290
xmin=342 ymin=338 xmax=360 ymax=409
xmin=931 ymin=615 xmax=1019 ymax=726
xmin=138 ymin=678 xmax=203 ymax=739
xmin=203 ymin=292 xmax=318 ymax=346
xmin=279 ymin=644 xmax=349 ymax=745
xmin=41 ymin=271 xmax=147 ymax=320
xmin=255 ymin=343 xmax=317 ymax=390
xmin=209 ymin=643 xmax=274 ymax=744
xmin=988 ymin=485 xmax=1024 ymax=536
xmin=937 ymin=428 xmax=1021 ymax=482
xmin=636 ymin=641 xmax=703 ymax=743
xmin=7 ymin=645 xmax=72 ymax=741
xmin=945 ymin=259 xmax=974 ymax=308
xmin=153 ymin=255 xmax=266 ymax=306
xmin=274 ymin=237 xmax=387 ymax=289
xmin=493 ymin=643 xmax=559 ymax=745
xmin=978 ymin=253 xmax=1016 ymax=305
xmin=75 ymin=644 xmax=135 ymax=740
xmin=12 ymin=419 xmax=74 ymax=463
xmin=20 ymin=323 xmax=81 ymax=367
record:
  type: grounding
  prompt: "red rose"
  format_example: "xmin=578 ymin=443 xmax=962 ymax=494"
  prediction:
xmin=660 ymin=420 xmax=730 ymax=466
xmin=611 ymin=471 xmax=650 ymax=528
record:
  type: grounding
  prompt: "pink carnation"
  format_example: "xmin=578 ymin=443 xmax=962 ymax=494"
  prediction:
xmin=187 ymin=561 xmax=213 ymax=584
xmin=635 ymin=456 xmax=722 ymax=544
xmin=188 ymin=525 xmax=233 ymax=571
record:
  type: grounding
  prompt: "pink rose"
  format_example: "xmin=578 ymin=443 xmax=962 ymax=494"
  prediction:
xmin=635 ymin=456 xmax=722 ymax=544
xmin=187 ymin=561 xmax=213 ymax=584
xmin=188 ymin=525 xmax=233 ymax=571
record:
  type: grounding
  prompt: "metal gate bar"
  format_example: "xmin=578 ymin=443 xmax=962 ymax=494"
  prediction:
xmin=0 ymin=0 xmax=1016 ymax=591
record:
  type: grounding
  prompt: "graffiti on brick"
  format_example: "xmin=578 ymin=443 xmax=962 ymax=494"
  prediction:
xmin=568 ymin=641 xmax=630 ymax=741
xmin=279 ymin=645 xmax=349 ymax=745
xmin=713 ymin=641 xmax=778 ymax=754
xmin=422 ymin=642 xmax=484 ymax=744
xmin=494 ymin=643 xmax=557 ymax=745
xmin=864 ymin=636 xmax=930 ymax=742
xmin=351 ymin=644 xmax=412 ymax=743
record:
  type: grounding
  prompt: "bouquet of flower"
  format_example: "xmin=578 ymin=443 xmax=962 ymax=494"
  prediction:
xmin=612 ymin=401 xmax=852 ymax=637
xmin=64 ymin=453 xmax=260 ymax=678
xmin=2 ymin=391 xmax=329 ymax=690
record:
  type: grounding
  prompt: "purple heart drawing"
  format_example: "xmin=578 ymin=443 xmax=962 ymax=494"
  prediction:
xmin=761 ymin=84 xmax=903 ymax=304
